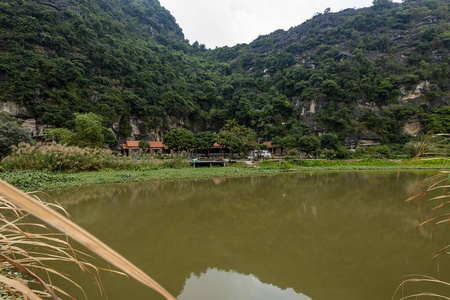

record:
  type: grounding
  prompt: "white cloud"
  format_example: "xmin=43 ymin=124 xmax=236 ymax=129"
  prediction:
xmin=159 ymin=0 xmax=401 ymax=48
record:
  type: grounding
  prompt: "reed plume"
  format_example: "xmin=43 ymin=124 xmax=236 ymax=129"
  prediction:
xmin=393 ymin=134 xmax=450 ymax=299
xmin=0 ymin=180 xmax=175 ymax=299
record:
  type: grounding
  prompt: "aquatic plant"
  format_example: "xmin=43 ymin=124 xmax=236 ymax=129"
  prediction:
xmin=393 ymin=134 xmax=450 ymax=299
xmin=0 ymin=179 xmax=175 ymax=299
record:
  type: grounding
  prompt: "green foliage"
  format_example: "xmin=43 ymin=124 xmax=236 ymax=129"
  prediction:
xmin=0 ymin=112 xmax=20 ymax=124
xmin=103 ymin=128 xmax=119 ymax=148
xmin=366 ymin=145 xmax=391 ymax=158
xmin=423 ymin=106 xmax=450 ymax=134
xmin=277 ymin=135 xmax=297 ymax=149
xmin=217 ymin=120 xmax=256 ymax=157
xmin=259 ymin=143 xmax=269 ymax=151
xmin=43 ymin=127 xmax=74 ymax=144
xmin=288 ymin=149 xmax=298 ymax=156
xmin=298 ymin=135 xmax=320 ymax=155
xmin=163 ymin=128 xmax=195 ymax=151
xmin=159 ymin=157 xmax=191 ymax=169
xmin=138 ymin=140 xmax=150 ymax=149
xmin=195 ymin=131 xmax=216 ymax=152
xmin=43 ymin=113 xmax=117 ymax=148
xmin=373 ymin=0 xmax=394 ymax=9
xmin=320 ymin=133 xmax=341 ymax=150
xmin=0 ymin=0 xmax=448 ymax=153
xmin=0 ymin=121 xmax=33 ymax=159
xmin=72 ymin=113 xmax=105 ymax=148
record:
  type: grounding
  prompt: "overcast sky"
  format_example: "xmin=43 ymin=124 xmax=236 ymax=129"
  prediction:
xmin=158 ymin=0 xmax=402 ymax=49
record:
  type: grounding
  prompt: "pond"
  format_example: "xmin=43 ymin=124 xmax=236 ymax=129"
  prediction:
xmin=47 ymin=171 xmax=450 ymax=300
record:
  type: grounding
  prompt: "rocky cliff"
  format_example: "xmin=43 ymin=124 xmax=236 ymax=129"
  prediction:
xmin=0 ymin=0 xmax=448 ymax=147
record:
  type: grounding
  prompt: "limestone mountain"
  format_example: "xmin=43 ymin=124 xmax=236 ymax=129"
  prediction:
xmin=0 ymin=0 xmax=449 ymax=147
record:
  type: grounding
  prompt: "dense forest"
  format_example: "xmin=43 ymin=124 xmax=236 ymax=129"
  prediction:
xmin=0 ymin=0 xmax=449 ymax=149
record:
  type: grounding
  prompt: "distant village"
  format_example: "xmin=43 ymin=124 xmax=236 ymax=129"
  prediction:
xmin=122 ymin=141 xmax=274 ymax=157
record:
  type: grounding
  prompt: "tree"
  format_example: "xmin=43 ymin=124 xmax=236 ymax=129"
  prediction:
xmin=0 ymin=122 xmax=33 ymax=159
xmin=320 ymin=133 xmax=340 ymax=151
xmin=73 ymin=113 xmax=105 ymax=148
xmin=272 ymin=135 xmax=296 ymax=155
xmin=195 ymin=131 xmax=216 ymax=153
xmin=217 ymin=120 xmax=255 ymax=160
xmin=372 ymin=0 xmax=393 ymax=8
xmin=43 ymin=113 xmax=117 ymax=149
xmin=289 ymin=121 xmax=310 ymax=139
xmin=423 ymin=106 xmax=450 ymax=134
xmin=43 ymin=128 xmax=74 ymax=144
xmin=103 ymin=129 xmax=119 ymax=149
xmin=279 ymin=135 xmax=296 ymax=154
xmin=163 ymin=128 xmax=195 ymax=153
xmin=139 ymin=140 xmax=150 ymax=152
xmin=298 ymin=135 xmax=320 ymax=156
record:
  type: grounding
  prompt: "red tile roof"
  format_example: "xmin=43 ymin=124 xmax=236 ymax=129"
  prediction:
xmin=148 ymin=141 xmax=168 ymax=149
xmin=213 ymin=142 xmax=224 ymax=148
xmin=126 ymin=141 xmax=139 ymax=148
xmin=263 ymin=141 xmax=273 ymax=148
xmin=149 ymin=141 xmax=163 ymax=148
xmin=122 ymin=141 xmax=170 ymax=150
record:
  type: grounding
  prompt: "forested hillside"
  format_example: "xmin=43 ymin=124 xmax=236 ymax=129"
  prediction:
xmin=0 ymin=0 xmax=449 ymax=148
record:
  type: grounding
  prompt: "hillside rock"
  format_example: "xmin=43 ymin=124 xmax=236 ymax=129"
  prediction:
xmin=0 ymin=102 xmax=31 ymax=119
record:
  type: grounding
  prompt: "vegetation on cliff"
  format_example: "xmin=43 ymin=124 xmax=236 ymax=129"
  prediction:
xmin=0 ymin=0 xmax=448 ymax=148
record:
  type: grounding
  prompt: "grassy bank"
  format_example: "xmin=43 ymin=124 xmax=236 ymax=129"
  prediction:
xmin=0 ymin=158 xmax=447 ymax=192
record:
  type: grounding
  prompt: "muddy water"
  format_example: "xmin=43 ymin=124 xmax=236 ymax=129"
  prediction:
xmin=48 ymin=171 xmax=450 ymax=300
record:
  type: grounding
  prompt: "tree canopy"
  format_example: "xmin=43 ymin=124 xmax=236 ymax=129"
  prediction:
xmin=195 ymin=131 xmax=216 ymax=152
xmin=0 ymin=122 xmax=33 ymax=159
xmin=163 ymin=128 xmax=195 ymax=151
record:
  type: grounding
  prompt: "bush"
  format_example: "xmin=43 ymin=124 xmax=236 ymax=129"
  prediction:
xmin=2 ymin=142 xmax=117 ymax=172
xmin=159 ymin=157 xmax=190 ymax=169
xmin=0 ymin=122 xmax=33 ymax=159
xmin=335 ymin=145 xmax=351 ymax=159
xmin=278 ymin=160 xmax=294 ymax=170
xmin=376 ymin=145 xmax=391 ymax=157
xmin=288 ymin=149 xmax=298 ymax=156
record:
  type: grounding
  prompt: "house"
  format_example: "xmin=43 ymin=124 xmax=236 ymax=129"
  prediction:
xmin=263 ymin=141 xmax=275 ymax=153
xmin=122 ymin=141 xmax=169 ymax=156
xmin=196 ymin=142 xmax=228 ymax=158
xmin=148 ymin=141 xmax=169 ymax=154
xmin=122 ymin=141 xmax=140 ymax=156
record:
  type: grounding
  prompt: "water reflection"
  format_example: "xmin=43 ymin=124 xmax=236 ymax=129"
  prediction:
xmin=179 ymin=268 xmax=311 ymax=300
xmin=45 ymin=171 xmax=450 ymax=300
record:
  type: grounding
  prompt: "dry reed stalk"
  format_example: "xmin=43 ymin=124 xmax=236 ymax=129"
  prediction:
xmin=393 ymin=134 xmax=450 ymax=300
xmin=0 ymin=179 xmax=176 ymax=300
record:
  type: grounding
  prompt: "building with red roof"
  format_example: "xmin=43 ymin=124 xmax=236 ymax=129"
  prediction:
xmin=122 ymin=141 xmax=169 ymax=156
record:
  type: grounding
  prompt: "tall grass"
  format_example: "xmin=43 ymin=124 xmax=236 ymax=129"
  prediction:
xmin=393 ymin=134 xmax=450 ymax=300
xmin=0 ymin=180 xmax=175 ymax=299
xmin=3 ymin=142 xmax=117 ymax=172
xmin=1 ymin=143 xmax=177 ymax=172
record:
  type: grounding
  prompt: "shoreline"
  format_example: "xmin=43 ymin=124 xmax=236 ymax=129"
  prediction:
xmin=1 ymin=159 xmax=447 ymax=192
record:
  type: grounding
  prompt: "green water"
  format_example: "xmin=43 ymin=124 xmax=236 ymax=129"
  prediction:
xmin=47 ymin=171 xmax=450 ymax=300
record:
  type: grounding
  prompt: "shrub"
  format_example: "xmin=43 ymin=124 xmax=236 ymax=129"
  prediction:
xmin=0 ymin=122 xmax=33 ymax=159
xmin=376 ymin=145 xmax=391 ymax=157
xmin=2 ymin=142 xmax=117 ymax=172
xmin=288 ymin=149 xmax=298 ymax=156
xmin=159 ymin=157 xmax=190 ymax=169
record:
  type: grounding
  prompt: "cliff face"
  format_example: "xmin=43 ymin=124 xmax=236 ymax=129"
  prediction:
xmin=223 ymin=0 xmax=450 ymax=146
xmin=0 ymin=0 xmax=449 ymax=146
